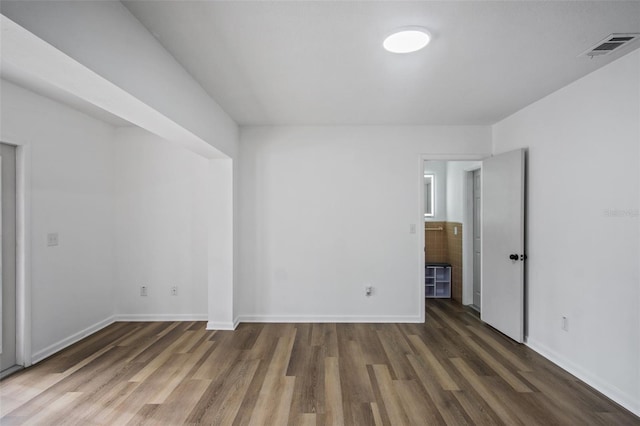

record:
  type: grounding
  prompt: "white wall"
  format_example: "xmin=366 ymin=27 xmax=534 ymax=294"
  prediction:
xmin=445 ymin=161 xmax=481 ymax=223
xmin=207 ymin=159 xmax=235 ymax=329
xmin=493 ymin=50 xmax=640 ymax=415
xmin=114 ymin=128 xmax=210 ymax=320
xmin=0 ymin=80 xmax=115 ymax=362
xmin=1 ymin=1 xmax=238 ymax=159
xmin=238 ymin=126 xmax=491 ymax=321
xmin=2 ymin=2 xmax=240 ymax=331
xmin=424 ymin=160 xmax=481 ymax=224
xmin=423 ymin=161 xmax=447 ymax=221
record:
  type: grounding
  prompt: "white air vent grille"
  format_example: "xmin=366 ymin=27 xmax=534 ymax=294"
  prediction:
xmin=582 ymin=33 xmax=640 ymax=57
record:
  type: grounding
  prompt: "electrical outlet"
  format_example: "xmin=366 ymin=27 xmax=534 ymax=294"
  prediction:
xmin=140 ymin=286 xmax=148 ymax=297
xmin=171 ymin=286 xmax=178 ymax=296
xmin=47 ymin=232 xmax=59 ymax=246
xmin=365 ymin=286 xmax=373 ymax=296
xmin=562 ymin=316 xmax=568 ymax=331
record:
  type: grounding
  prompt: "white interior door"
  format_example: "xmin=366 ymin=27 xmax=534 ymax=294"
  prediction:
xmin=481 ymin=149 xmax=525 ymax=343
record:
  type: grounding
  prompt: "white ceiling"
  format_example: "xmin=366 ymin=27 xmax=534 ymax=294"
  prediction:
xmin=122 ymin=1 xmax=640 ymax=126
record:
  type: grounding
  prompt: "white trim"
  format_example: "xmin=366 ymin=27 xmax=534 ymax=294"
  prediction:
xmin=421 ymin=154 xmax=486 ymax=162
xmin=418 ymin=155 xmax=426 ymax=322
xmin=235 ymin=314 xmax=423 ymax=324
xmin=206 ymin=320 xmax=238 ymax=331
xmin=526 ymin=338 xmax=640 ymax=417
xmin=462 ymin=165 xmax=482 ymax=307
xmin=31 ymin=316 xmax=115 ymax=364
xmin=15 ymin=143 xmax=31 ymax=367
xmin=0 ymin=136 xmax=33 ymax=367
xmin=115 ymin=314 xmax=208 ymax=322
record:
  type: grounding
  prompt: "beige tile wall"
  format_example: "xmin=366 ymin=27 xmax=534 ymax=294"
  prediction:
xmin=425 ymin=221 xmax=463 ymax=303
xmin=424 ymin=221 xmax=448 ymax=263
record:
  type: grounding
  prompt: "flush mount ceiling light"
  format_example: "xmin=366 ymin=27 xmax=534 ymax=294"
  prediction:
xmin=383 ymin=27 xmax=431 ymax=53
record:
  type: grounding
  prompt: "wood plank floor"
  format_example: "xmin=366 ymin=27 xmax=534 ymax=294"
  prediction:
xmin=1 ymin=300 xmax=638 ymax=425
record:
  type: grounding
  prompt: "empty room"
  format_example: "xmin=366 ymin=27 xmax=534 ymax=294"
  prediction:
xmin=0 ymin=1 xmax=639 ymax=424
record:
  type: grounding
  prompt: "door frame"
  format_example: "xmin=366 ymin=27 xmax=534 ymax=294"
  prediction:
xmin=419 ymin=154 xmax=485 ymax=322
xmin=462 ymin=165 xmax=482 ymax=307
xmin=0 ymin=137 xmax=32 ymax=368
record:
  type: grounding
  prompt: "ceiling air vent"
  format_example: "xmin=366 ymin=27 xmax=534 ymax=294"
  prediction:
xmin=582 ymin=33 xmax=640 ymax=58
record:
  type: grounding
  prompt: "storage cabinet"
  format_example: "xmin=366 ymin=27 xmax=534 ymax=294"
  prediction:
xmin=425 ymin=263 xmax=451 ymax=299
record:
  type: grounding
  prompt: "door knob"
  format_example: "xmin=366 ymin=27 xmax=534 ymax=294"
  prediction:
xmin=509 ymin=254 xmax=519 ymax=260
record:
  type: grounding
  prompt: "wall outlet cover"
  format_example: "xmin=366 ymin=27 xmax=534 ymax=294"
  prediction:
xmin=47 ymin=232 xmax=59 ymax=246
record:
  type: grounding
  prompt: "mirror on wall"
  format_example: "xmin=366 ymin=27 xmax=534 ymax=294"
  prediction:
xmin=424 ymin=173 xmax=434 ymax=218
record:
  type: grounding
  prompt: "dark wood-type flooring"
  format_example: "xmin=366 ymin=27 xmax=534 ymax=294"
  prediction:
xmin=1 ymin=300 xmax=638 ymax=425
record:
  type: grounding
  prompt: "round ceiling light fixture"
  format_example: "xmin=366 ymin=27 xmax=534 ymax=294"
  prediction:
xmin=383 ymin=27 xmax=431 ymax=53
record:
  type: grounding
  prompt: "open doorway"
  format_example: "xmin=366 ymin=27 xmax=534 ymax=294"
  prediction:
xmin=423 ymin=160 xmax=481 ymax=310
xmin=422 ymin=149 xmax=526 ymax=343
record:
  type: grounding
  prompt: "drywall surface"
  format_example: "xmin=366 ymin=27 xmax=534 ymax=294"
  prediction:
xmin=445 ymin=161 xmax=481 ymax=223
xmin=206 ymin=159 xmax=235 ymax=329
xmin=423 ymin=161 xmax=447 ymax=221
xmin=1 ymin=0 xmax=238 ymax=159
xmin=493 ymin=50 xmax=640 ymax=415
xmin=114 ymin=128 xmax=209 ymax=319
xmin=0 ymin=80 xmax=115 ymax=361
xmin=238 ymin=125 xmax=491 ymax=321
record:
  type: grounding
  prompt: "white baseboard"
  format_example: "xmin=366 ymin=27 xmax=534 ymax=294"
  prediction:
xmin=32 ymin=316 xmax=115 ymax=364
xmin=526 ymin=338 xmax=639 ymax=417
xmin=206 ymin=320 xmax=238 ymax=330
xmin=206 ymin=314 xmax=422 ymax=330
xmin=235 ymin=314 xmax=423 ymax=324
xmin=115 ymin=314 xmax=208 ymax=322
